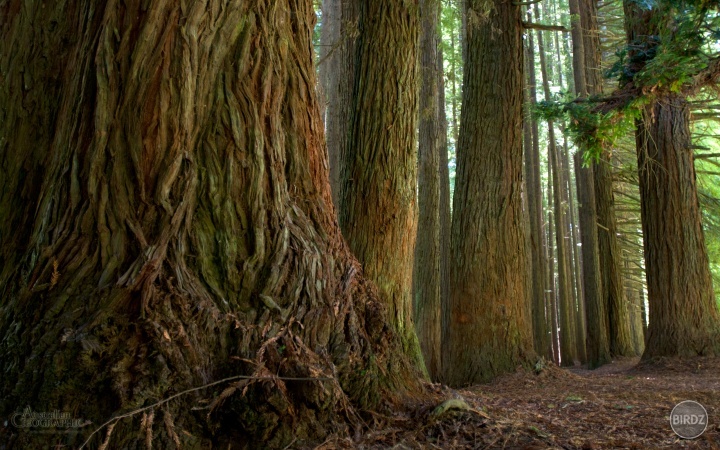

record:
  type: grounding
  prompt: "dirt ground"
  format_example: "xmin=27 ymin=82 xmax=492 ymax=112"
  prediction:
xmin=318 ymin=357 xmax=720 ymax=449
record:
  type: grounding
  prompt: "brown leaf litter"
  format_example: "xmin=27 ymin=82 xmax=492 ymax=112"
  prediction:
xmin=312 ymin=357 xmax=720 ymax=449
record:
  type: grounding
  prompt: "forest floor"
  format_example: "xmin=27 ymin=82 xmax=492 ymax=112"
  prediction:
xmin=319 ymin=356 xmax=720 ymax=449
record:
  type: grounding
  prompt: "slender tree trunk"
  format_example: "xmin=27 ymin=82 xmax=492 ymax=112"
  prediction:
xmin=535 ymin=11 xmax=576 ymax=366
xmin=524 ymin=20 xmax=551 ymax=360
xmin=575 ymin=154 xmax=611 ymax=368
xmin=541 ymin=3 xmax=555 ymax=85
xmin=568 ymin=0 xmax=588 ymax=96
xmin=640 ymin=287 xmax=648 ymax=336
xmin=443 ymin=0 xmax=534 ymax=385
xmin=318 ymin=0 xmax=337 ymax=121
xmin=438 ymin=43 xmax=453 ymax=383
xmin=595 ymin=158 xmax=636 ymax=356
xmin=568 ymin=0 xmax=602 ymax=367
xmin=450 ymin=30 xmax=460 ymax=145
xmin=414 ymin=0 xmax=443 ymax=379
xmin=624 ymin=3 xmax=720 ymax=358
xmin=321 ymin=0 xmax=359 ymax=209
xmin=547 ymin=171 xmax=561 ymax=364
xmin=460 ymin=0 xmax=468 ymax=63
xmin=551 ymin=137 xmax=578 ymax=366
xmin=615 ymin=176 xmax=647 ymax=354
xmin=0 ymin=1 xmax=423 ymax=448
xmin=437 ymin=36 xmax=453 ymax=377
xmin=340 ymin=0 xmax=425 ymax=371
xmin=565 ymin=135 xmax=587 ymax=364
xmin=581 ymin=0 xmax=636 ymax=357
xmin=625 ymin=258 xmax=646 ymax=355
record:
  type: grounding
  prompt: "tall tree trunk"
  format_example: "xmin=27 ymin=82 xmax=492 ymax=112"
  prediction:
xmin=569 ymin=0 xmax=587 ymax=96
xmin=575 ymin=154 xmax=611 ymax=368
xmin=615 ymin=172 xmax=647 ymax=354
xmin=624 ymin=3 xmax=720 ymax=358
xmin=321 ymin=0 xmax=359 ymax=209
xmin=565 ymin=135 xmax=587 ymax=364
xmin=414 ymin=0 xmax=443 ymax=379
xmin=547 ymin=170 xmax=561 ymax=364
xmin=524 ymin=20 xmax=551 ymax=360
xmin=443 ymin=0 xmax=534 ymax=385
xmin=625 ymin=258 xmax=646 ymax=355
xmin=635 ymin=94 xmax=720 ymax=357
xmin=449 ymin=29 xmax=461 ymax=145
xmin=460 ymin=0 xmax=468 ymax=63
xmin=638 ymin=289 xmax=648 ymax=334
xmin=569 ymin=0 xmax=611 ymax=368
xmin=535 ymin=11 xmax=577 ymax=366
xmin=340 ymin=0 xmax=425 ymax=371
xmin=0 ymin=1 xmax=423 ymax=447
xmin=550 ymin=138 xmax=578 ymax=366
xmin=438 ymin=50 xmax=453 ymax=379
xmin=582 ymin=0 xmax=636 ymax=357
xmin=640 ymin=287 xmax=648 ymax=336
xmin=594 ymin=158 xmax=636 ymax=356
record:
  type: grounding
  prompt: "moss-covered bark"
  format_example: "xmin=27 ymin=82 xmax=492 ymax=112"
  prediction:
xmin=0 ymin=1 xmax=422 ymax=448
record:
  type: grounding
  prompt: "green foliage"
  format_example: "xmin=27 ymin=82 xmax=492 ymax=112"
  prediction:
xmin=538 ymin=0 xmax=719 ymax=162
xmin=534 ymin=94 xmax=647 ymax=164
xmin=634 ymin=10 xmax=709 ymax=91
xmin=620 ymin=0 xmax=719 ymax=91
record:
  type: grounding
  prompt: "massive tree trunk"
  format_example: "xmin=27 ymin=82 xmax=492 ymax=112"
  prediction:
xmin=339 ymin=0 xmax=425 ymax=371
xmin=414 ymin=0 xmax=443 ymax=379
xmin=0 ymin=1 xmax=422 ymax=448
xmin=635 ymin=94 xmax=720 ymax=357
xmin=624 ymin=3 xmax=720 ymax=358
xmin=319 ymin=0 xmax=359 ymax=209
xmin=443 ymin=0 xmax=534 ymax=386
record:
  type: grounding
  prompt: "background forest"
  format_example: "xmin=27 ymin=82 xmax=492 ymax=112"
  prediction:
xmin=313 ymin=0 xmax=720 ymax=372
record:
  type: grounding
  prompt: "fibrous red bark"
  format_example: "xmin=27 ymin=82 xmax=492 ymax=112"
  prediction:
xmin=0 ymin=1 xmax=422 ymax=447
xmin=443 ymin=0 xmax=534 ymax=386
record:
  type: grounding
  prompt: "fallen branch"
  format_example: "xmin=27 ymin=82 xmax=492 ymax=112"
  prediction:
xmin=522 ymin=21 xmax=570 ymax=32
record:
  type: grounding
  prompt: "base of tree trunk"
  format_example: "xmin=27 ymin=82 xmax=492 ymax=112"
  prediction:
xmin=0 ymin=2 xmax=424 ymax=448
